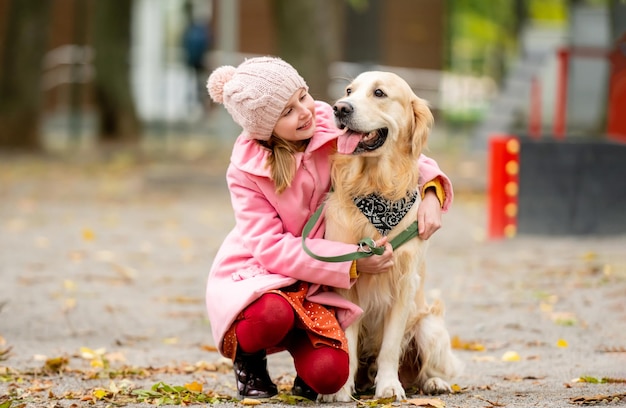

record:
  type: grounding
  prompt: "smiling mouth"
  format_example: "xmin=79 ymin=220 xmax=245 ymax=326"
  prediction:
xmin=355 ymin=128 xmax=388 ymax=153
xmin=336 ymin=127 xmax=389 ymax=154
xmin=298 ymin=120 xmax=312 ymax=130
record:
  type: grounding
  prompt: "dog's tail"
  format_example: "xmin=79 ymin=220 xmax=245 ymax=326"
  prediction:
xmin=430 ymin=298 xmax=445 ymax=316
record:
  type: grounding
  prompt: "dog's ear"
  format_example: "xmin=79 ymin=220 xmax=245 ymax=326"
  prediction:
xmin=410 ymin=97 xmax=433 ymax=156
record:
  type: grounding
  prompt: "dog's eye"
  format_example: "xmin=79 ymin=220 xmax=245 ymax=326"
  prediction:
xmin=346 ymin=88 xmax=352 ymax=96
xmin=374 ymin=89 xmax=386 ymax=98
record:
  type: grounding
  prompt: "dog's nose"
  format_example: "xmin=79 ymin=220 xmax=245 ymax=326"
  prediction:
xmin=333 ymin=101 xmax=353 ymax=120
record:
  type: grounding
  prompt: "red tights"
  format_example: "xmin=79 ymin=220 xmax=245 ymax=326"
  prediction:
xmin=235 ymin=293 xmax=349 ymax=394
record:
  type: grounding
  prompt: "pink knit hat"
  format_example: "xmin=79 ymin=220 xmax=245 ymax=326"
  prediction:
xmin=207 ymin=56 xmax=308 ymax=141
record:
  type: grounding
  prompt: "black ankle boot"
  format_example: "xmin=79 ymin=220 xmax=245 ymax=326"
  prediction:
xmin=233 ymin=350 xmax=278 ymax=399
xmin=292 ymin=376 xmax=318 ymax=401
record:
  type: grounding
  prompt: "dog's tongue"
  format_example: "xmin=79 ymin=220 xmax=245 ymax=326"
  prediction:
xmin=337 ymin=130 xmax=364 ymax=154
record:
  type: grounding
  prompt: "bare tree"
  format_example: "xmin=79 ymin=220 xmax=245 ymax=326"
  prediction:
xmin=609 ymin=0 xmax=626 ymax=42
xmin=273 ymin=0 xmax=344 ymax=103
xmin=91 ymin=0 xmax=141 ymax=144
xmin=0 ymin=0 xmax=51 ymax=150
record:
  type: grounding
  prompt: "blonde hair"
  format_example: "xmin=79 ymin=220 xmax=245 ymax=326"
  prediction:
xmin=260 ymin=136 xmax=308 ymax=194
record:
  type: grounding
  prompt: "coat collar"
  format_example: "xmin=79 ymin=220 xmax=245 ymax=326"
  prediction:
xmin=230 ymin=101 xmax=341 ymax=178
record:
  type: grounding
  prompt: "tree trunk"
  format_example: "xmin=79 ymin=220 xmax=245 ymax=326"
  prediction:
xmin=609 ymin=0 xmax=626 ymax=42
xmin=0 ymin=0 xmax=51 ymax=150
xmin=273 ymin=0 xmax=343 ymax=103
xmin=91 ymin=0 xmax=141 ymax=144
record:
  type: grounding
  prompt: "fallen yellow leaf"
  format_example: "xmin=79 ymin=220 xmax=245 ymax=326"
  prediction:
xmin=451 ymin=335 xmax=485 ymax=351
xmin=556 ymin=338 xmax=569 ymax=348
xmin=200 ymin=344 xmax=218 ymax=352
xmin=179 ymin=237 xmax=194 ymax=249
xmin=93 ymin=388 xmax=108 ymax=400
xmin=90 ymin=359 xmax=104 ymax=368
xmin=63 ymin=298 xmax=76 ymax=312
xmin=82 ymin=228 xmax=95 ymax=241
xmin=501 ymin=350 xmax=521 ymax=362
xmin=580 ymin=251 xmax=597 ymax=261
xmin=241 ymin=398 xmax=262 ymax=405
xmin=80 ymin=347 xmax=106 ymax=359
xmin=185 ymin=381 xmax=203 ymax=392
xmin=63 ymin=279 xmax=76 ymax=291
xmin=45 ymin=356 xmax=68 ymax=372
xmin=406 ymin=397 xmax=446 ymax=407
xmin=539 ymin=302 xmax=553 ymax=312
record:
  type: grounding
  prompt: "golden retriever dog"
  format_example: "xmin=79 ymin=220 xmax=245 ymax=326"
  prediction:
xmin=321 ymin=71 xmax=462 ymax=402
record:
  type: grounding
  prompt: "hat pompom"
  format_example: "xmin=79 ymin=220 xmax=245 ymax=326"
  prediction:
xmin=207 ymin=65 xmax=236 ymax=104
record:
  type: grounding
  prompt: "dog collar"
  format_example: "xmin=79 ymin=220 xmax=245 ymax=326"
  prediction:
xmin=353 ymin=191 xmax=419 ymax=235
xmin=302 ymin=199 xmax=419 ymax=263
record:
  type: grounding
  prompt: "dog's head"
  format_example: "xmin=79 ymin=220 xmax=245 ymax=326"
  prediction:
xmin=333 ymin=71 xmax=433 ymax=159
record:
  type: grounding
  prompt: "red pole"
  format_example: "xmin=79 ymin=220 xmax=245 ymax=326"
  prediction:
xmin=488 ymin=135 xmax=520 ymax=240
xmin=553 ymin=48 xmax=570 ymax=139
xmin=528 ymin=76 xmax=542 ymax=138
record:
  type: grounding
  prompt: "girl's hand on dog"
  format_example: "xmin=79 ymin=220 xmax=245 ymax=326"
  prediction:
xmin=417 ymin=189 xmax=442 ymax=240
xmin=356 ymin=237 xmax=394 ymax=274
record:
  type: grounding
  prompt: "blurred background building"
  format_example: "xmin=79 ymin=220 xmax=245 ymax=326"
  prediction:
xmin=0 ymin=0 xmax=625 ymax=153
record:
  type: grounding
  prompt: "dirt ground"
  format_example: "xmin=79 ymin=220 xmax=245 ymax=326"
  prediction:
xmin=1 ymin=152 xmax=625 ymax=407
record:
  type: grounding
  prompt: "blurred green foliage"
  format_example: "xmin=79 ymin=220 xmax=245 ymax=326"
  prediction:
xmin=447 ymin=0 xmax=522 ymax=80
xmin=446 ymin=0 xmax=609 ymax=79
xmin=527 ymin=0 xmax=568 ymax=22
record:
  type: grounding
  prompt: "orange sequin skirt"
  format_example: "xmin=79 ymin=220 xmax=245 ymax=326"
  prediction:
xmin=222 ymin=281 xmax=348 ymax=360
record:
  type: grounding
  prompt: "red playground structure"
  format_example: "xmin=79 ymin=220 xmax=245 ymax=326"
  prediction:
xmin=488 ymin=34 xmax=626 ymax=238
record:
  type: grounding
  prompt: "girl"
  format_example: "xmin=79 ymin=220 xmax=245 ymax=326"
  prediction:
xmin=205 ymin=57 xmax=453 ymax=400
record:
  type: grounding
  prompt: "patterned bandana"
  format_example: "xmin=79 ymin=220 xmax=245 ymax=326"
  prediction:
xmin=353 ymin=191 xmax=419 ymax=235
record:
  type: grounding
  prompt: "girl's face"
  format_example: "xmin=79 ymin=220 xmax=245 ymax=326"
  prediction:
xmin=273 ymin=88 xmax=316 ymax=142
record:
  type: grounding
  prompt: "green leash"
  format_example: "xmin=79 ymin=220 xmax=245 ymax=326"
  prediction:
xmin=302 ymin=201 xmax=419 ymax=262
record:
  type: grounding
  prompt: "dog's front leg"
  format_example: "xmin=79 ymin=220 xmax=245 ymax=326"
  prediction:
xmin=374 ymin=304 xmax=410 ymax=400
xmin=319 ymin=321 xmax=360 ymax=402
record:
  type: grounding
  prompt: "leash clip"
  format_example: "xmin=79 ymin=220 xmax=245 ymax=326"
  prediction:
xmin=357 ymin=238 xmax=385 ymax=255
xmin=358 ymin=242 xmax=373 ymax=253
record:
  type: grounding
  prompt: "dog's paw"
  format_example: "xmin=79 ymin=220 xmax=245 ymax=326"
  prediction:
xmin=422 ymin=377 xmax=452 ymax=395
xmin=320 ymin=387 xmax=353 ymax=403
xmin=375 ymin=377 xmax=406 ymax=401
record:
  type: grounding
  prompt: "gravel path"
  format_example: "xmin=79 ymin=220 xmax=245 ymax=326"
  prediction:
xmin=1 ymin=155 xmax=625 ymax=407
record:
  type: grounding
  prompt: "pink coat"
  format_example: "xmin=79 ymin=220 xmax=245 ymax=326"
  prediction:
xmin=206 ymin=101 xmax=453 ymax=355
